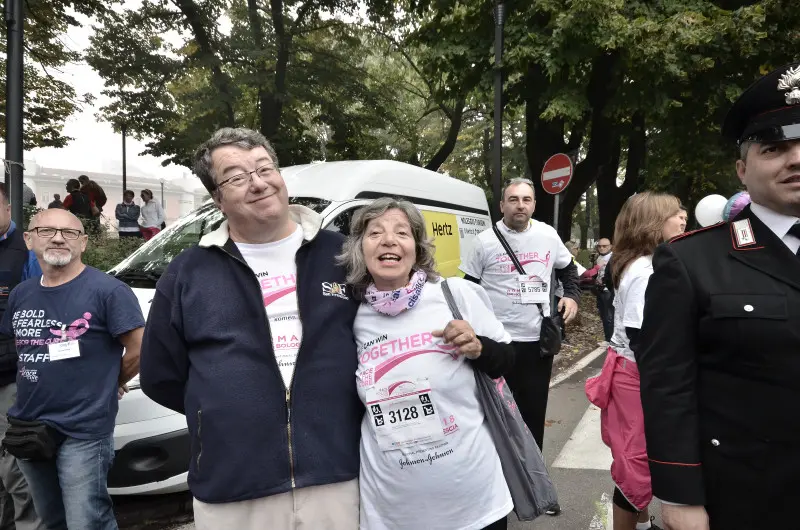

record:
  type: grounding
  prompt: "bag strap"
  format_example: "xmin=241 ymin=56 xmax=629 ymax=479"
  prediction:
xmin=491 ymin=223 xmax=546 ymax=318
xmin=441 ymin=280 xmax=463 ymax=320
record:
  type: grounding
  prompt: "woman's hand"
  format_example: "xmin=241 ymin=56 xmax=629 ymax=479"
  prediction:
xmin=432 ymin=320 xmax=482 ymax=359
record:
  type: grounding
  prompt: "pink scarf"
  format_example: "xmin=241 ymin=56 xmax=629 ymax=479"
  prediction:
xmin=365 ymin=270 xmax=427 ymax=316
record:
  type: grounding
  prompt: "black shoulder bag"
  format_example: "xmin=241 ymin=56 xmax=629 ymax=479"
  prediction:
xmin=491 ymin=225 xmax=563 ymax=357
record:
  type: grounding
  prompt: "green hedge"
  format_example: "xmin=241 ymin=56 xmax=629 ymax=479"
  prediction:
xmin=83 ymin=232 xmax=145 ymax=271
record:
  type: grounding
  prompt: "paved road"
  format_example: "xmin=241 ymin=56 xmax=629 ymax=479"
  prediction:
xmin=120 ymin=346 xmax=665 ymax=529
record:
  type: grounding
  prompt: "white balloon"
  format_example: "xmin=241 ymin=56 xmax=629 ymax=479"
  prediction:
xmin=694 ymin=194 xmax=728 ymax=227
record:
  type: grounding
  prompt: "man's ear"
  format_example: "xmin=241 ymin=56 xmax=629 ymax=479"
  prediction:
xmin=735 ymin=159 xmax=747 ymax=186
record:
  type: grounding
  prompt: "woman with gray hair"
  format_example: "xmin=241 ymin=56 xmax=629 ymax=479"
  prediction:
xmin=339 ymin=197 xmax=516 ymax=530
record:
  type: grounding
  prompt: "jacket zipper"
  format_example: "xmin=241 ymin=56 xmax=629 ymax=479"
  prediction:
xmin=196 ymin=409 xmax=203 ymax=473
xmin=218 ymin=239 xmax=311 ymax=489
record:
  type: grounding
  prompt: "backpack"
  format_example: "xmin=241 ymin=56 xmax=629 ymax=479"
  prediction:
xmin=68 ymin=191 xmax=93 ymax=219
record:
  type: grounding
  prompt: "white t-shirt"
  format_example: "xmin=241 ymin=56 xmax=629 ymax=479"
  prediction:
xmin=460 ymin=219 xmax=573 ymax=341
xmin=355 ymin=277 xmax=513 ymax=530
xmin=609 ymin=255 xmax=653 ymax=362
xmin=236 ymin=225 xmax=304 ymax=387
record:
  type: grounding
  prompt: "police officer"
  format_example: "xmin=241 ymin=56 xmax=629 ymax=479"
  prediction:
xmin=636 ymin=62 xmax=800 ymax=530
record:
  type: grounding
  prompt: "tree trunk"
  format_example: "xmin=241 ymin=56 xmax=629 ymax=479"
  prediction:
xmin=595 ymin=111 xmax=647 ymax=241
xmin=260 ymin=0 xmax=292 ymax=140
xmin=524 ymin=52 xmax=622 ymax=232
xmin=425 ymin=97 xmax=466 ymax=172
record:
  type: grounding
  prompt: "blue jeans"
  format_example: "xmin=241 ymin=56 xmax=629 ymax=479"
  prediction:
xmin=17 ymin=434 xmax=117 ymax=530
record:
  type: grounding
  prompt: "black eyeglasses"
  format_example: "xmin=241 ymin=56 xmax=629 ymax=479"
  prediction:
xmin=29 ymin=227 xmax=84 ymax=240
xmin=217 ymin=164 xmax=278 ymax=190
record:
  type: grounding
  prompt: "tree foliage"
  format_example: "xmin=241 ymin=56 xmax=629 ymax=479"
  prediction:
xmin=0 ymin=0 xmax=111 ymax=148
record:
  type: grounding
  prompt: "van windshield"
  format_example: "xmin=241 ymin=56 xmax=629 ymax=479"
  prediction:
xmin=109 ymin=197 xmax=331 ymax=288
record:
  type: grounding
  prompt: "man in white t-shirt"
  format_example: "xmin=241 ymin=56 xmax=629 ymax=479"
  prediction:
xmin=460 ymin=178 xmax=580 ymax=515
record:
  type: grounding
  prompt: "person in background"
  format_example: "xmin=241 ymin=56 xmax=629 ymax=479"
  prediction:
xmin=586 ymin=192 xmax=684 ymax=530
xmin=47 ymin=194 xmax=62 ymax=209
xmin=138 ymin=189 xmax=165 ymax=241
xmin=637 ymin=61 xmax=800 ymax=530
xmin=115 ymin=191 xmax=142 ymax=239
xmin=0 ymin=184 xmax=44 ymax=530
xmin=1 ymin=209 xmax=144 ymax=530
xmin=21 ymin=184 xmax=36 ymax=207
xmin=460 ymin=177 xmax=580 ymax=517
xmin=140 ymin=128 xmax=363 ymax=530
xmin=594 ymin=238 xmax=614 ymax=342
xmin=339 ymin=198 xmax=515 ymax=530
xmin=77 ymin=175 xmax=107 ymax=215
xmin=61 ymin=180 xmax=94 ymax=222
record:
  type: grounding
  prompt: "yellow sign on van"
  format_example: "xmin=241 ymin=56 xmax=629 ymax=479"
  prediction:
xmin=421 ymin=210 xmax=461 ymax=278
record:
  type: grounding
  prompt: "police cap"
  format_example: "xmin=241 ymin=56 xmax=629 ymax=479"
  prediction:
xmin=722 ymin=61 xmax=800 ymax=145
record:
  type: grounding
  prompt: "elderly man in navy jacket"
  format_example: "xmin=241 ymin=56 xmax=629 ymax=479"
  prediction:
xmin=140 ymin=128 xmax=362 ymax=530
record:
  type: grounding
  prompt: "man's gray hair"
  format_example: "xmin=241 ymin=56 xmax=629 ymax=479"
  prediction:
xmin=501 ymin=177 xmax=535 ymax=201
xmin=337 ymin=197 xmax=439 ymax=297
xmin=193 ymin=127 xmax=280 ymax=196
xmin=739 ymin=140 xmax=753 ymax=161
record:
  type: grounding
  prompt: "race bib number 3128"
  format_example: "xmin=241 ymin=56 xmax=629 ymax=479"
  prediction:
xmin=365 ymin=378 xmax=443 ymax=452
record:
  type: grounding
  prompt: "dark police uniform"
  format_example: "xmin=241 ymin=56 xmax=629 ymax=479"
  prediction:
xmin=636 ymin=62 xmax=800 ymax=529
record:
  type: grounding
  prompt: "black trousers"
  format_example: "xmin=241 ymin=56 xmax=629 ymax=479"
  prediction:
xmin=595 ymin=289 xmax=614 ymax=341
xmin=503 ymin=341 xmax=554 ymax=451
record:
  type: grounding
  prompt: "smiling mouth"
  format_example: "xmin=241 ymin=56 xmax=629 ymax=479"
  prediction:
xmin=248 ymin=193 xmax=275 ymax=204
xmin=378 ymin=254 xmax=401 ymax=262
xmin=781 ymin=175 xmax=800 ymax=184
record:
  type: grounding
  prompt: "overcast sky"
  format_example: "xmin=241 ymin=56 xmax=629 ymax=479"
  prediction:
xmin=16 ymin=4 xmax=190 ymax=180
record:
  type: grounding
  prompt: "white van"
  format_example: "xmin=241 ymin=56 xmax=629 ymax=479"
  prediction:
xmin=107 ymin=160 xmax=491 ymax=495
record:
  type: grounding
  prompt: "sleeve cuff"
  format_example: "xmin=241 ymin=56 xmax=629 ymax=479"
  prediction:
xmin=649 ymin=459 xmax=706 ymax=505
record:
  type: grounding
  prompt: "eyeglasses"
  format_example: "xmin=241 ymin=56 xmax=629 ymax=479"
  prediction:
xmin=29 ymin=227 xmax=84 ymax=240
xmin=217 ymin=164 xmax=278 ymax=190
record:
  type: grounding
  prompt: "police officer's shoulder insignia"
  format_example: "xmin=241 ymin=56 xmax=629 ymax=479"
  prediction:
xmin=669 ymin=222 xmax=725 ymax=244
xmin=778 ymin=65 xmax=800 ymax=105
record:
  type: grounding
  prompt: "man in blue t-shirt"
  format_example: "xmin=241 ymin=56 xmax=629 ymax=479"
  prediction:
xmin=0 ymin=209 xmax=144 ymax=530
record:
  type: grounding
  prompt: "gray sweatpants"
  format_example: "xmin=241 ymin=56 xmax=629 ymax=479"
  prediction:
xmin=0 ymin=384 xmax=46 ymax=530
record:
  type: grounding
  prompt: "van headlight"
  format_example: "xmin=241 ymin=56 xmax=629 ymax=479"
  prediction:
xmin=127 ymin=374 xmax=141 ymax=390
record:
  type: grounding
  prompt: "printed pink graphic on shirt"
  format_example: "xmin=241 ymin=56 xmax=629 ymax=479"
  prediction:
xmin=358 ymin=332 xmax=459 ymax=387
xmin=493 ymin=250 xmax=551 ymax=273
xmin=259 ymin=274 xmax=297 ymax=306
xmin=49 ymin=312 xmax=92 ymax=340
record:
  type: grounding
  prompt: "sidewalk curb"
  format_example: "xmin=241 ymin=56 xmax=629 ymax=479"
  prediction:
xmin=550 ymin=345 xmax=607 ymax=389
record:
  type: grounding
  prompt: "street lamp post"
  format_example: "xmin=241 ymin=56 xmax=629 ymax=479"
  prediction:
xmin=492 ymin=0 xmax=506 ymax=222
xmin=4 ymin=0 xmax=24 ymax=226
xmin=121 ymin=122 xmax=127 ymax=194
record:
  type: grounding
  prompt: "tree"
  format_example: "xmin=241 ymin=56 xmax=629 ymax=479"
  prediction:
xmin=407 ymin=0 xmax=800 ymax=238
xmin=86 ymin=0 xmax=408 ymax=167
xmin=0 ymin=0 xmax=112 ymax=148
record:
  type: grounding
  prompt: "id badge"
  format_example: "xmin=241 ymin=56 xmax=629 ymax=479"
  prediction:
xmin=365 ymin=378 xmax=443 ymax=452
xmin=518 ymin=274 xmax=549 ymax=304
xmin=48 ymin=340 xmax=81 ymax=361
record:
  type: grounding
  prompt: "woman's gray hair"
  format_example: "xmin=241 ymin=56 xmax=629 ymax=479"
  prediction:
xmin=193 ymin=127 xmax=280 ymax=197
xmin=337 ymin=197 xmax=439 ymax=296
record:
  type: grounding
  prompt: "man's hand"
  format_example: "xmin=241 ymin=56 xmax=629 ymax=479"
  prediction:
xmin=432 ymin=320 xmax=482 ymax=359
xmin=118 ymin=384 xmax=129 ymax=400
xmin=662 ymin=504 xmax=709 ymax=530
xmin=558 ymin=297 xmax=579 ymax=324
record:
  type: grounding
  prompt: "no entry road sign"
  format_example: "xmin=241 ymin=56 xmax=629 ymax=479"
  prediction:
xmin=541 ymin=153 xmax=573 ymax=195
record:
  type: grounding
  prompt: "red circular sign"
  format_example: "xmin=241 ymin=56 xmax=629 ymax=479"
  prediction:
xmin=541 ymin=153 xmax=573 ymax=195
